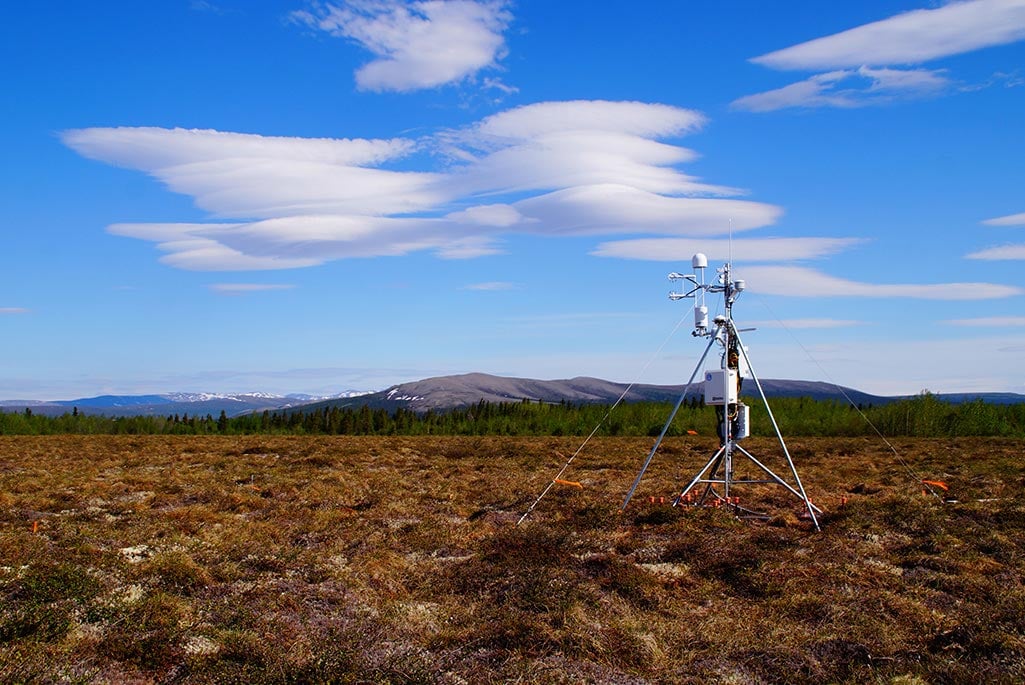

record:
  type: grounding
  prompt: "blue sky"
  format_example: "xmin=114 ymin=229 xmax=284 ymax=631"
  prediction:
xmin=2 ymin=0 xmax=1024 ymax=400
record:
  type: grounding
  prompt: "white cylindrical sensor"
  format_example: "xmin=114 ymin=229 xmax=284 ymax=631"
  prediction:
xmin=735 ymin=404 xmax=750 ymax=440
xmin=734 ymin=279 xmax=746 ymax=292
xmin=694 ymin=305 xmax=708 ymax=329
xmin=692 ymin=253 xmax=707 ymax=269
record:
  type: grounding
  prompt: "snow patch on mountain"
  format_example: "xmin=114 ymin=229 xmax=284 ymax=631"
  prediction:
xmin=386 ymin=388 xmax=424 ymax=402
xmin=162 ymin=390 xmax=372 ymax=403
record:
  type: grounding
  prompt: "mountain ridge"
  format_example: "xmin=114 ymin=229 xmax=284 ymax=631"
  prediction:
xmin=3 ymin=373 xmax=1023 ymax=418
xmin=297 ymin=372 xmax=1025 ymax=414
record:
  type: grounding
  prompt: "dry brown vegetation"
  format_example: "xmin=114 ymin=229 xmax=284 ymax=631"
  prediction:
xmin=1 ymin=434 xmax=1024 ymax=683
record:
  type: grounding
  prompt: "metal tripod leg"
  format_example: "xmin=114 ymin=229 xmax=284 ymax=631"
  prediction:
xmin=622 ymin=334 xmax=718 ymax=510
xmin=672 ymin=444 xmax=726 ymax=505
xmin=734 ymin=328 xmax=820 ymax=531
xmin=733 ymin=443 xmax=823 ymax=514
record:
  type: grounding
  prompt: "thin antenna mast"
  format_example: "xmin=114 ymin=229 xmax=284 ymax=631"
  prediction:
xmin=622 ymin=252 xmax=820 ymax=530
xmin=728 ymin=218 xmax=733 ymax=266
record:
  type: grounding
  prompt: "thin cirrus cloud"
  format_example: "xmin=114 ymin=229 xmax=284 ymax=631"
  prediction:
xmin=290 ymin=0 xmax=513 ymax=92
xmin=208 ymin=283 xmax=296 ymax=295
xmin=966 ymin=245 xmax=1025 ymax=260
xmin=62 ymin=100 xmax=787 ymax=271
xmin=463 ymin=281 xmax=516 ymax=291
xmin=735 ymin=0 xmax=1025 ymax=111
xmin=965 ymin=211 xmax=1025 ymax=260
xmin=982 ymin=212 xmax=1025 ymax=226
xmin=1 ymin=307 xmax=30 ymax=314
xmin=739 ymin=265 xmax=1023 ymax=300
xmin=591 ymin=237 xmax=863 ymax=262
xmin=945 ymin=316 xmax=1025 ymax=326
xmin=733 ymin=66 xmax=952 ymax=112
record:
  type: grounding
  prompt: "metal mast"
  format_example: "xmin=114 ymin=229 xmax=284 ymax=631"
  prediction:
xmin=622 ymin=254 xmax=820 ymax=530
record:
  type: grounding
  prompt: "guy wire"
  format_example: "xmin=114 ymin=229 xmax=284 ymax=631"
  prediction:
xmin=750 ymin=294 xmax=944 ymax=500
xmin=517 ymin=311 xmax=693 ymax=525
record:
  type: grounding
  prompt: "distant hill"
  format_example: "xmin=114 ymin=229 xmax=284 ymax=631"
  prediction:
xmin=3 ymin=373 xmax=1022 ymax=418
xmin=298 ymin=372 xmax=893 ymax=414
xmin=0 ymin=391 xmax=371 ymax=418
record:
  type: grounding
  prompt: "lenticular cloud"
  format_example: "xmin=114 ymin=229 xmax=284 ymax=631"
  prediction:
xmin=63 ymin=100 xmax=783 ymax=271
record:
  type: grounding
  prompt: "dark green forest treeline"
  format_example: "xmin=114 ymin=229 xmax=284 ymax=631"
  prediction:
xmin=2 ymin=394 xmax=1024 ymax=438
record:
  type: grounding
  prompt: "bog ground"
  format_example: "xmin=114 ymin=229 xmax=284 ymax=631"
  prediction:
xmin=2 ymin=435 xmax=1024 ymax=683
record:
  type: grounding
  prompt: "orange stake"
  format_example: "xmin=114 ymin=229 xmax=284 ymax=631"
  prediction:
xmin=686 ymin=430 xmax=698 ymax=436
xmin=32 ymin=520 xmax=38 ymax=534
xmin=922 ymin=479 xmax=949 ymax=491
xmin=554 ymin=478 xmax=583 ymax=489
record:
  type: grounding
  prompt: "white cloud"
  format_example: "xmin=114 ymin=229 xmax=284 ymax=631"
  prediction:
xmin=64 ymin=127 xmax=439 ymax=219
xmin=446 ymin=203 xmax=523 ymax=227
xmin=591 ymin=236 xmax=861 ymax=261
xmin=738 ymin=265 xmax=1023 ymax=300
xmin=966 ymin=244 xmax=1025 ymax=259
xmin=0 ymin=307 xmax=29 ymax=314
xmin=65 ymin=101 xmax=784 ymax=271
xmin=732 ymin=67 xmax=951 ymax=112
xmin=945 ymin=316 xmax=1025 ymax=326
xmin=209 ymin=283 xmax=296 ymax=295
xmin=752 ymin=0 xmax=1025 ymax=70
xmin=463 ymin=281 xmax=516 ymax=290
xmin=740 ymin=0 xmax=1025 ymax=111
xmin=293 ymin=0 xmax=513 ymax=92
xmin=511 ymin=185 xmax=778 ymax=237
xmin=443 ymin=101 xmax=724 ymax=198
xmin=434 ymin=235 xmax=504 ymax=258
xmin=63 ymin=126 xmax=411 ymax=169
xmin=108 ymin=223 xmax=327 ymax=271
xmin=983 ymin=212 xmax=1025 ymax=226
xmin=472 ymin=100 xmax=706 ymax=139
xmin=63 ymin=100 xmax=1018 ymax=300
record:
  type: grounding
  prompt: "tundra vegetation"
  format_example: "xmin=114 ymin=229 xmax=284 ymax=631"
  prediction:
xmin=3 ymin=393 xmax=1025 ymax=437
xmin=1 ymin=433 xmax=1024 ymax=683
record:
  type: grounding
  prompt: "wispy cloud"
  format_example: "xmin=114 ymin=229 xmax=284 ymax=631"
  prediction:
xmin=463 ymin=281 xmax=516 ymax=291
xmin=190 ymin=1 xmax=226 ymax=14
xmin=63 ymin=100 xmax=782 ymax=271
xmin=966 ymin=244 xmax=1025 ymax=260
xmin=733 ymin=67 xmax=951 ymax=112
xmin=945 ymin=316 xmax=1025 ymax=326
xmin=591 ymin=236 xmax=862 ymax=261
xmin=208 ymin=283 xmax=296 ymax=295
xmin=983 ymin=211 xmax=1025 ymax=226
xmin=753 ymin=0 xmax=1025 ymax=70
xmin=291 ymin=0 xmax=513 ymax=92
xmin=739 ymin=265 xmax=1022 ymax=300
xmin=964 ymin=213 xmax=1025 ymax=260
xmin=0 ymin=307 xmax=29 ymax=314
xmin=737 ymin=0 xmax=1025 ymax=111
